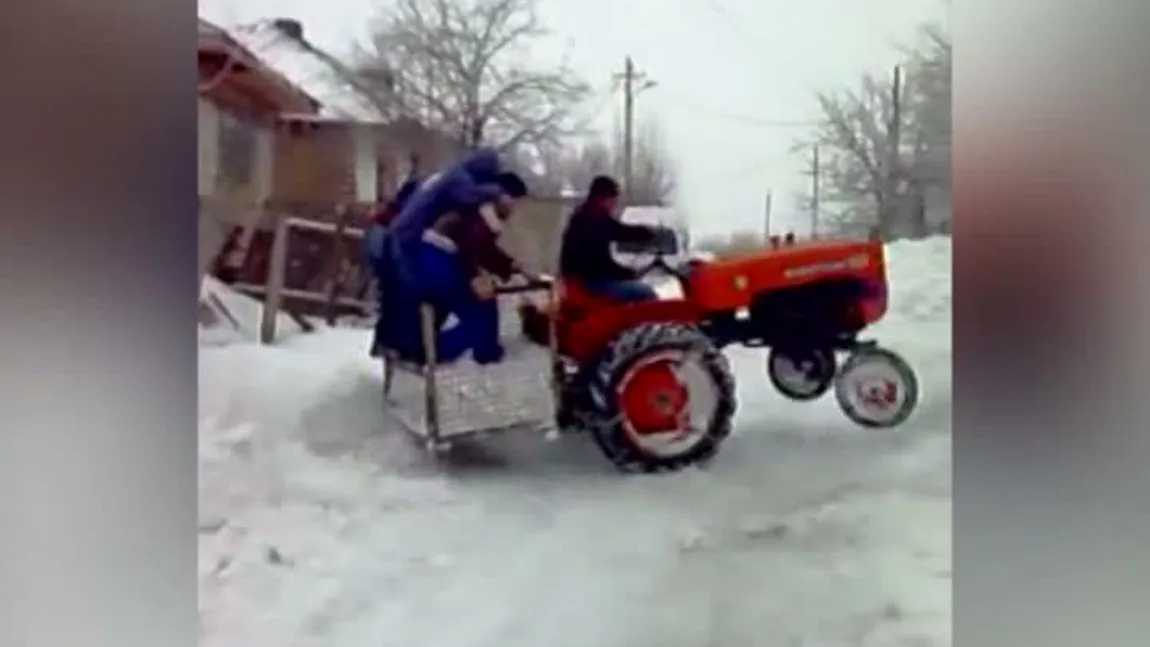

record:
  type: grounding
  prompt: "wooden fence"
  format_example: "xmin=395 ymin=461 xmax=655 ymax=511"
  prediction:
xmin=201 ymin=195 xmax=579 ymax=344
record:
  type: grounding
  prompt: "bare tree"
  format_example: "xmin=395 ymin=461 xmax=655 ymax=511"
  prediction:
xmin=628 ymin=121 xmax=678 ymax=205
xmin=904 ymin=22 xmax=951 ymax=158
xmin=502 ymin=141 xmax=570 ymax=196
xmin=800 ymin=73 xmax=904 ymax=238
xmin=356 ymin=0 xmax=591 ymax=151
xmin=902 ymin=21 xmax=951 ymax=234
xmin=555 ymin=121 xmax=677 ymax=204
xmin=556 ymin=138 xmax=613 ymax=194
xmin=798 ymin=18 xmax=951 ymax=239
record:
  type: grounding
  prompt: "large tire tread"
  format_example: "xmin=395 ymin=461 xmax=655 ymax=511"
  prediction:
xmin=585 ymin=322 xmax=737 ymax=473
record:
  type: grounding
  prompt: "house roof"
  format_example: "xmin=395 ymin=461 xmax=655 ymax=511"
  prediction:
xmin=226 ymin=20 xmax=387 ymax=124
xmin=198 ymin=17 xmax=319 ymax=114
xmin=198 ymin=18 xmax=253 ymax=60
xmin=198 ymin=18 xmax=222 ymax=38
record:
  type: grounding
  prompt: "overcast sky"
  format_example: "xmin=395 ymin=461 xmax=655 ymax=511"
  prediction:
xmin=200 ymin=0 xmax=945 ymax=238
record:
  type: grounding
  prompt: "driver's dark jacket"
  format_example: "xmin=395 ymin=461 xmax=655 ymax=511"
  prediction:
xmin=559 ymin=201 xmax=657 ymax=285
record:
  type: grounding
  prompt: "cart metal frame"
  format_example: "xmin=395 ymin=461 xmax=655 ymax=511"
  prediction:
xmin=381 ymin=280 xmax=562 ymax=453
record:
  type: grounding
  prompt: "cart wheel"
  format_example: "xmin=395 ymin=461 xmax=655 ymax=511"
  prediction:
xmin=767 ymin=347 xmax=836 ymax=401
xmin=586 ymin=322 xmax=737 ymax=472
xmin=834 ymin=347 xmax=919 ymax=428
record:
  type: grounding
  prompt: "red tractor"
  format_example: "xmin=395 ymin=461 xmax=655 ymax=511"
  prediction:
xmin=382 ymin=232 xmax=919 ymax=473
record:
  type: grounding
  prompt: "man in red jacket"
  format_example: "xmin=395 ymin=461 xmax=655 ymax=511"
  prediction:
xmin=559 ymin=175 xmax=661 ymax=302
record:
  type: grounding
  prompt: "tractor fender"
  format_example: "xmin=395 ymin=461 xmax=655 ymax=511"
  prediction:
xmin=560 ymin=298 xmax=705 ymax=364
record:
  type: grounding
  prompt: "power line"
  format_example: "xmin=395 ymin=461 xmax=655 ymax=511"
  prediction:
xmin=575 ymin=79 xmax=618 ymax=130
xmin=694 ymin=151 xmax=800 ymax=182
xmin=654 ymin=86 xmax=821 ymax=128
xmin=594 ymin=77 xmax=622 ymax=115
xmin=698 ymin=0 xmax=755 ymax=42
xmin=688 ymin=0 xmax=823 ymax=98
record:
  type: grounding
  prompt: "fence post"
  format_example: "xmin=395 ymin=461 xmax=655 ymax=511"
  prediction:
xmin=322 ymin=203 xmax=352 ymax=326
xmin=260 ymin=213 xmax=289 ymax=344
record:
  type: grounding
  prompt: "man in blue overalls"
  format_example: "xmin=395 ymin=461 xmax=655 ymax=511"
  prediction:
xmin=365 ymin=174 xmax=422 ymax=357
xmin=385 ymin=148 xmax=530 ymax=365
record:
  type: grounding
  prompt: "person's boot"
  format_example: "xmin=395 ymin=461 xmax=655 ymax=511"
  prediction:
xmin=369 ymin=317 xmax=386 ymax=358
xmin=470 ymin=343 xmax=505 ymax=365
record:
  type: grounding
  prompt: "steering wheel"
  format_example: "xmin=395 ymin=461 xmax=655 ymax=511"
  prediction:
xmin=632 ymin=250 xmax=674 ymax=277
xmin=629 ymin=226 xmax=687 ymax=279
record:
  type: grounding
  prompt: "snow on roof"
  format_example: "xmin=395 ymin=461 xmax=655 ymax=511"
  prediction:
xmin=227 ymin=20 xmax=387 ymax=124
xmin=199 ymin=18 xmax=249 ymax=54
xmin=199 ymin=19 xmax=224 ymax=38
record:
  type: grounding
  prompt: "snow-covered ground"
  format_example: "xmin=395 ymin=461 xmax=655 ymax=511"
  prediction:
xmin=199 ymin=236 xmax=951 ymax=647
xmin=199 ymin=275 xmax=304 ymax=346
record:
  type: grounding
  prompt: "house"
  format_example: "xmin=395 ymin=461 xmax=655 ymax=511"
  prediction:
xmin=200 ymin=16 xmax=462 ymax=223
xmin=226 ymin=18 xmax=462 ymax=204
xmin=200 ymin=17 xmax=510 ymax=324
xmin=199 ymin=16 xmax=396 ymax=321
xmin=225 ymin=18 xmax=388 ymax=208
xmin=200 ymin=16 xmax=582 ymax=330
xmin=198 ymin=18 xmax=318 ymax=278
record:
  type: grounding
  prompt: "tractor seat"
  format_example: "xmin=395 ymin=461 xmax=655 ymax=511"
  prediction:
xmin=516 ymin=280 xmax=616 ymax=347
xmin=558 ymin=279 xmax=605 ymax=320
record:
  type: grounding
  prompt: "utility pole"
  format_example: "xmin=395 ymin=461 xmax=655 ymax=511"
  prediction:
xmin=810 ymin=145 xmax=820 ymax=235
xmin=615 ymin=56 xmax=655 ymax=205
xmin=763 ymin=190 xmax=773 ymax=238
xmin=622 ymin=56 xmax=634 ymax=203
xmin=883 ymin=64 xmax=903 ymax=238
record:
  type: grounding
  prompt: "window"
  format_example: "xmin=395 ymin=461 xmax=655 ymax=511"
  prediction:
xmin=198 ymin=99 xmax=220 ymax=195
xmin=217 ymin=110 xmax=257 ymax=192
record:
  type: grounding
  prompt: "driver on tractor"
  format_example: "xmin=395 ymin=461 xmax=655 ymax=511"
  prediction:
xmin=559 ymin=175 xmax=664 ymax=303
xmin=383 ymin=148 xmax=531 ymax=366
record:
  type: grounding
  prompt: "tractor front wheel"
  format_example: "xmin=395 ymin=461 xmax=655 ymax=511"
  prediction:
xmin=586 ymin=322 xmax=737 ymax=472
xmin=767 ymin=346 xmax=836 ymax=401
xmin=834 ymin=347 xmax=919 ymax=428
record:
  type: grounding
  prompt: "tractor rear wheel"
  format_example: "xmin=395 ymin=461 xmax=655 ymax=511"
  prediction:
xmin=586 ymin=322 xmax=737 ymax=472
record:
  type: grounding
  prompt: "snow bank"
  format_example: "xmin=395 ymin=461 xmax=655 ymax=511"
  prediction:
xmin=199 ymin=276 xmax=303 ymax=346
xmin=873 ymin=235 xmax=952 ymax=394
xmin=882 ymin=235 xmax=952 ymax=329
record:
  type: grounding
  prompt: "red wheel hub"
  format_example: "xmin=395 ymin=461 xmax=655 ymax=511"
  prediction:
xmin=856 ymin=378 xmax=898 ymax=410
xmin=618 ymin=356 xmax=689 ymax=435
